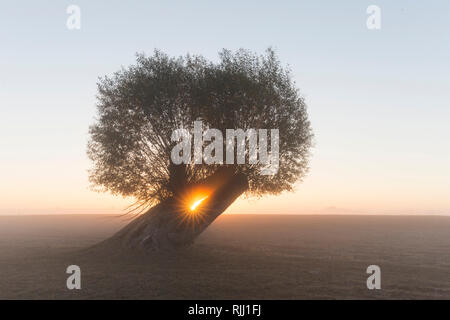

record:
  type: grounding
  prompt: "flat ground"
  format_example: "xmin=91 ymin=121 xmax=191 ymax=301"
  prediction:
xmin=0 ymin=214 xmax=449 ymax=299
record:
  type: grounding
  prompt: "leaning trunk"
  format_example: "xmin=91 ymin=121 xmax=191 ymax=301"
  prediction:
xmin=96 ymin=168 xmax=248 ymax=251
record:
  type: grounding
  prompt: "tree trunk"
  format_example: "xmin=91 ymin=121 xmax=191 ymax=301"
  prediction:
xmin=96 ymin=168 xmax=248 ymax=251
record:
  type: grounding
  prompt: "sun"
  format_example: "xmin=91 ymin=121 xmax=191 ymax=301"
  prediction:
xmin=174 ymin=191 xmax=211 ymax=227
xmin=190 ymin=196 xmax=208 ymax=211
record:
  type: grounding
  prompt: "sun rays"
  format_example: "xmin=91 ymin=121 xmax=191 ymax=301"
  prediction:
xmin=190 ymin=196 xmax=209 ymax=211
xmin=172 ymin=189 xmax=212 ymax=229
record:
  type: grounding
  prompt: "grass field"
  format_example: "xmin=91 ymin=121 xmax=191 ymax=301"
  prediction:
xmin=0 ymin=214 xmax=449 ymax=299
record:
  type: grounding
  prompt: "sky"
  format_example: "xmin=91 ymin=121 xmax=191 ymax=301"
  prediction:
xmin=0 ymin=0 xmax=449 ymax=215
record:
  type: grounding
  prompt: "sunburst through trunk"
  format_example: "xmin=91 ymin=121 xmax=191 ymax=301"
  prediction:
xmin=97 ymin=168 xmax=248 ymax=251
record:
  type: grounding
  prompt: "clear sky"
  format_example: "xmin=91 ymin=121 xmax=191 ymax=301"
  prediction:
xmin=1 ymin=0 xmax=449 ymax=215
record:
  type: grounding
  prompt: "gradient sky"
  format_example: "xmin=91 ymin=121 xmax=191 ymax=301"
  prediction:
xmin=1 ymin=0 xmax=449 ymax=215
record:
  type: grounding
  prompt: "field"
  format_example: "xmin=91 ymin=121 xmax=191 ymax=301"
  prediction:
xmin=0 ymin=214 xmax=449 ymax=299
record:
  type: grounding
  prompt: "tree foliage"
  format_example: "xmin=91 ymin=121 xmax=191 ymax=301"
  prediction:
xmin=88 ymin=48 xmax=313 ymax=210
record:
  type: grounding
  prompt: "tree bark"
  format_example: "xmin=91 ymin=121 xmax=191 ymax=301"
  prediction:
xmin=96 ymin=168 xmax=248 ymax=251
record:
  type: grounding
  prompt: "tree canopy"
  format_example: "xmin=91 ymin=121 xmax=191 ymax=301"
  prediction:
xmin=88 ymin=48 xmax=313 ymax=211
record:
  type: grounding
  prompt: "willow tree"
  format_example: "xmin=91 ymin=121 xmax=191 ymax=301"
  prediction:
xmin=88 ymin=48 xmax=313 ymax=251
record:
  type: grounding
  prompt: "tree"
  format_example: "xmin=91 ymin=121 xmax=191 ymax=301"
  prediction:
xmin=88 ymin=48 xmax=313 ymax=251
